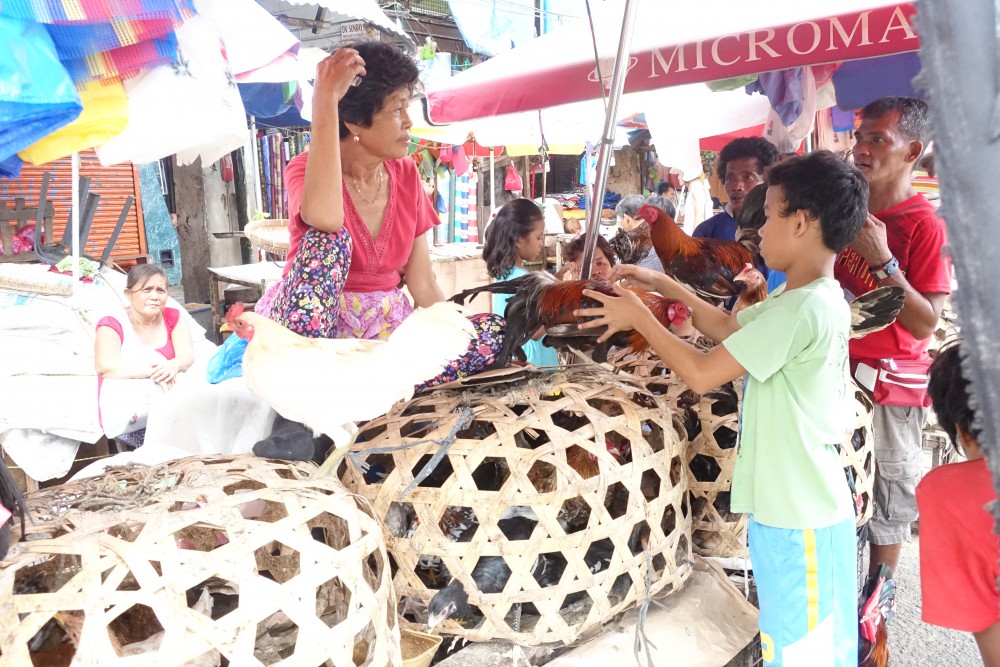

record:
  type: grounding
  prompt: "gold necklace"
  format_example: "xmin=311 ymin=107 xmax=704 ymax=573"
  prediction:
xmin=349 ymin=166 xmax=384 ymax=206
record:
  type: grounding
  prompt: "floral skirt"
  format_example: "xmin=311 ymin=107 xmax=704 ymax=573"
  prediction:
xmin=260 ymin=226 xmax=504 ymax=384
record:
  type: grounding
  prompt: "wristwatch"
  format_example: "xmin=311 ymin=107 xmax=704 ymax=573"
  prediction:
xmin=869 ymin=256 xmax=900 ymax=282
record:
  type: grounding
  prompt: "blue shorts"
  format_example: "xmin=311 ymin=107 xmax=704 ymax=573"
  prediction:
xmin=750 ymin=515 xmax=857 ymax=666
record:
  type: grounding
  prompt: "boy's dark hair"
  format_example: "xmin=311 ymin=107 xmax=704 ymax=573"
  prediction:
xmin=563 ymin=234 xmax=617 ymax=266
xmin=645 ymin=195 xmax=676 ymax=219
xmin=717 ymin=137 xmax=779 ymax=182
xmin=657 ymin=181 xmax=675 ymax=195
xmin=861 ymin=96 xmax=928 ymax=143
xmin=765 ymin=150 xmax=868 ymax=253
xmin=338 ymin=42 xmax=420 ymax=139
xmin=483 ymin=199 xmax=543 ymax=279
xmin=928 ymin=343 xmax=979 ymax=453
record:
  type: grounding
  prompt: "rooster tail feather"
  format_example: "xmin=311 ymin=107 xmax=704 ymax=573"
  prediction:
xmin=850 ymin=286 xmax=905 ymax=339
xmin=449 ymin=276 xmax=527 ymax=306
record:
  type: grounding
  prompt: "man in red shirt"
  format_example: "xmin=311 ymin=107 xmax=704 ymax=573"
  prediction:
xmin=918 ymin=343 xmax=1000 ymax=665
xmin=833 ymin=97 xmax=951 ymax=576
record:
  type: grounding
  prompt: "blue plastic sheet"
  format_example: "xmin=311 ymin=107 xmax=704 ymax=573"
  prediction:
xmin=206 ymin=333 xmax=247 ymax=384
xmin=0 ymin=154 xmax=23 ymax=178
xmin=0 ymin=16 xmax=82 ymax=162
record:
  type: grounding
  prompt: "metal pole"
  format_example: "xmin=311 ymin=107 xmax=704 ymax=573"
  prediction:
xmin=489 ymin=149 xmax=496 ymax=215
xmin=71 ymin=152 xmax=80 ymax=291
xmin=580 ymin=0 xmax=639 ymax=279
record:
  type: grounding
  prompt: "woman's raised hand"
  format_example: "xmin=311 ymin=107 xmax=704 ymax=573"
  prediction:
xmin=313 ymin=48 xmax=367 ymax=117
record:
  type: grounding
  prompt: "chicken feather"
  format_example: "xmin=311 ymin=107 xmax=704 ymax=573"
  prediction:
xmin=225 ymin=301 xmax=476 ymax=473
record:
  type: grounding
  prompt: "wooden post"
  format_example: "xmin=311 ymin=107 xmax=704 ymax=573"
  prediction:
xmin=522 ymin=155 xmax=530 ymax=199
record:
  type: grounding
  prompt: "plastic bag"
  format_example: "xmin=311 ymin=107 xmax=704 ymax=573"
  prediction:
xmin=0 ymin=17 xmax=82 ymax=162
xmin=206 ymin=333 xmax=247 ymax=384
xmin=504 ymin=163 xmax=524 ymax=192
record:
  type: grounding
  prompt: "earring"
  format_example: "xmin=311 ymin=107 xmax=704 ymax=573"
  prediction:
xmin=353 ymin=133 xmax=360 ymax=143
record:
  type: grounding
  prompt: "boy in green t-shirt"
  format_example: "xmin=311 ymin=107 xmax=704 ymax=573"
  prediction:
xmin=578 ymin=150 xmax=867 ymax=666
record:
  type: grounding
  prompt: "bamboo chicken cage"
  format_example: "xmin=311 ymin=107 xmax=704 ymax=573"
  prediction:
xmin=611 ymin=349 xmax=876 ymax=558
xmin=339 ymin=368 xmax=693 ymax=646
xmin=0 ymin=455 xmax=400 ymax=667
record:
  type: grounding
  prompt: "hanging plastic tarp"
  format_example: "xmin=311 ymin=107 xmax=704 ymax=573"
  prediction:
xmin=833 ymin=51 xmax=923 ymax=110
xmin=446 ymin=0 xmax=537 ymax=57
xmin=95 ymin=9 xmax=248 ymax=166
xmin=61 ymin=33 xmax=179 ymax=84
xmin=19 ymin=79 xmax=128 ymax=165
xmin=44 ymin=18 xmax=181 ymax=60
xmin=0 ymin=16 xmax=82 ymax=164
xmin=0 ymin=0 xmax=194 ymax=23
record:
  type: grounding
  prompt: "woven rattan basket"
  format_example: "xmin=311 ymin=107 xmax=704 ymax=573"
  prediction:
xmin=244 ymin=218 xmax=290 ymax=259
xmin=0 ymin=455 xmax=400 ymax=666
xmin=340 ymin=368 xmax=693 ymax=646
xmin=611 ymin=348 xmax=876 ymax=559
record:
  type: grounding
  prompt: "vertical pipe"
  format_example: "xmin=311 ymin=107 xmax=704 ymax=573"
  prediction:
xmin=580 ymin=0 xmax=638 ymax=279
xmin=71 ymin=152 xmax=80 ymax=290
xmin=489 ymin=149 xmax=496 ymax=215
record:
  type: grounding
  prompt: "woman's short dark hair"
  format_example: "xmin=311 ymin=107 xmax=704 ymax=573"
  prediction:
xmin=928 ymin=343 xmax=978 ymax=453
xmin=765 ymin=150 xmax=868 ymax=253
xmin=338 ymin=41 xmax=420 ymax=139
xmin=126 ymin=263 xmax=167 ymax=291
xmin=563 ymin=234 xmax=617 ymax=266
xmin=717 ymin=137 xmax=779 ymax=183
xmin=483 ymin=199 xmax=544 ymax=279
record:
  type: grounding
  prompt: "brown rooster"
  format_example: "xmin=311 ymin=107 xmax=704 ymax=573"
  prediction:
xmin=732 ymin=263 xmax=769 ymax=315
xmin=637 ymin=204 xmax=756 ymax=298
xmin=859 ymin=563 xmax=895 ymax=667
xmin=450 ymin=272 xmax=689 ymax=366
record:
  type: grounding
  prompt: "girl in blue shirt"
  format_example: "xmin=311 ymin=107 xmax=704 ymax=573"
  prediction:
xmin=483 ymin=199 xmax=558 ymax=367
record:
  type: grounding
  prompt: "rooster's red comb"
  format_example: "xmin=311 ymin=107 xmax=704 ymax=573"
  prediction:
xmin=226 ymin=302 xmax=245 ymax=321
xmin=636 ymin=204 xmax=658 ymax=225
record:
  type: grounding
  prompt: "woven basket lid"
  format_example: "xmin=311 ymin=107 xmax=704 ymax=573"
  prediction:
xmin=244 ymin=219 xmax=290 ymax=258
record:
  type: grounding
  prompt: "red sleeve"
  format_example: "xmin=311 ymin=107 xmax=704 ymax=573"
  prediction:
xmin=96 ymin=316 xmax=124 ymax=343
xmin=904 ymin=210 xmax=951 ymax=295
xmin=401 ymin=157 xmax=439 ymax=238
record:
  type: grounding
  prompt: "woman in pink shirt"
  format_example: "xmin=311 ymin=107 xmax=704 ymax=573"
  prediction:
xmin=261 ymin=43 xmax=502 ymax=377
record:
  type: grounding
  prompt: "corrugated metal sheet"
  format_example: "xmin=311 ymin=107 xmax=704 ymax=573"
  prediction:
xmin=0 ymin=151 xmax=146 ymax=261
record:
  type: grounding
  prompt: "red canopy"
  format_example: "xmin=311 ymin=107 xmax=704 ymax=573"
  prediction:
xmin=427 ymin=1 xmax=918 ymax=124
xmin=699 ymin=125 xmax=767 ymax=152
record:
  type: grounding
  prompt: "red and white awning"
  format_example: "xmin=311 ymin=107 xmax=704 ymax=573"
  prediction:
xmin=426 ymin=1 xmax=918 ymax=124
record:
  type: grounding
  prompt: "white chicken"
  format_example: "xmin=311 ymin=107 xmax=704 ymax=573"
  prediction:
xmin=223 ymin=301 xmax=475 ymax=476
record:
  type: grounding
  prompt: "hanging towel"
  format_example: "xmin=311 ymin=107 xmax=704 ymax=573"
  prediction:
xmin=748 ymin=68 xmax=806 ymax=128
xmin=0 ymin=16 xmax=82 ymax=163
